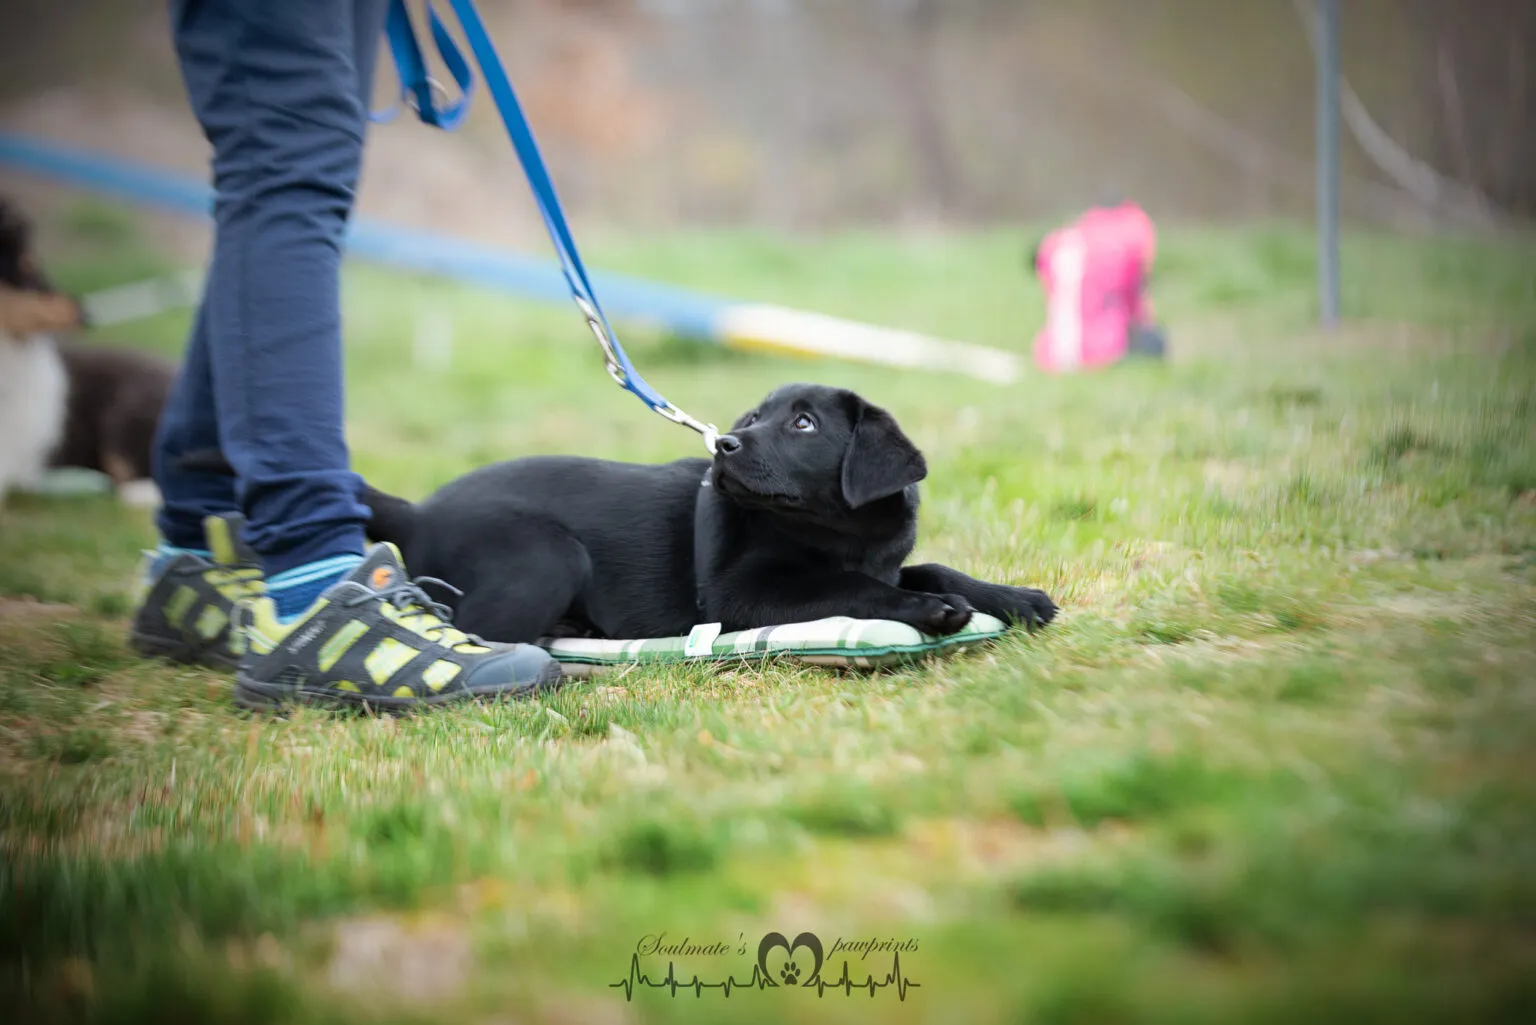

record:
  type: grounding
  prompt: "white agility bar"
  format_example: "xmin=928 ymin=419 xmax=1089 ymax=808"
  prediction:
xmin=79 ymin=269 xmax=204 ymax=328
xmin=716 ymin=303 xmax=1023 ymax=384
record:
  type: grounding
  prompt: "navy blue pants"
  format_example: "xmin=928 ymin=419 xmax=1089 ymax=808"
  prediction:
xmin=154 ymin=0 xmax=389 ymax=575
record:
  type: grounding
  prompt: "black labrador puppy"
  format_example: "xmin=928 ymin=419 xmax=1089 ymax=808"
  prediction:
xmin=361 ymin=383 xmax=1057 ymax=643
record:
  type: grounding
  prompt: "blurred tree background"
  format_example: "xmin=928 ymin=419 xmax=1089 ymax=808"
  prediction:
xmin=1 ymin=0 xmax=1531 ymax=234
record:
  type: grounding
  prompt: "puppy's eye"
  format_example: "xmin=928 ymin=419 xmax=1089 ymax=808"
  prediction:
xmin=741 ymin=411 xmax=759 ymax=427
xmin=791 ymin=413 xmax=817 ymax=433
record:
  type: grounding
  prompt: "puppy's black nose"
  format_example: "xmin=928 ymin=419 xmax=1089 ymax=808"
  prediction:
xmin=715 ymin=433 xmax=742 ymax=455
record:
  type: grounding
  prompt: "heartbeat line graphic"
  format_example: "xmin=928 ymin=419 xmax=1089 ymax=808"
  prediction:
xmin=608 ymin=956 xmax=776 ymax=999
xmin=608 ymin=953 xmax=920 ymax=1001
xmin=808 ymin=952 xmax=920 ymax=1000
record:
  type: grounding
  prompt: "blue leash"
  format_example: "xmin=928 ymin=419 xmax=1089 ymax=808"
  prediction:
xmin=376 ymin=0 xmax=719 ymax=453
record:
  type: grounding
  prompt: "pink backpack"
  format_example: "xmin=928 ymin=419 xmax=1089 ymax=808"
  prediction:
xmin=1032 ymin=202 xmax=1157 ymax=373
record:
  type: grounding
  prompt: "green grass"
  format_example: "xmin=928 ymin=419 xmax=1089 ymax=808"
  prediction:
xmin=2 ymin=203 xmax=1535 ymax=1024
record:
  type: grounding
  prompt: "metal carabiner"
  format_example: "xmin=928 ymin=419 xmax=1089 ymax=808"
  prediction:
xmin=660 ymin=404 xmax=720 ymax=454
xmin=404 ymin=76 xmax=454 ymax=118
xmin=572 ymin=296 xmax=718 ymax=454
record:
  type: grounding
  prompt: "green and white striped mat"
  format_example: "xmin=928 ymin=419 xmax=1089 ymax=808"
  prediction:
xmin=537 ymin=613 xmax=1008 ymax=675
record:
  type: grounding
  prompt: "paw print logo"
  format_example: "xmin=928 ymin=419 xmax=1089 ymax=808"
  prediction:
xmin=757 ymin=931 xmax=822 ymax=990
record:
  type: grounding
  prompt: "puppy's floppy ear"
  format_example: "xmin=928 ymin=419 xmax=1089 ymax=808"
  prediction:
xmin=840 ymin=400 xmax=927 ymax=508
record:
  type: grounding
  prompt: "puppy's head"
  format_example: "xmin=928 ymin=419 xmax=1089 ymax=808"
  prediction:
xmin=710 ymin=383 xmax=927 ymax=522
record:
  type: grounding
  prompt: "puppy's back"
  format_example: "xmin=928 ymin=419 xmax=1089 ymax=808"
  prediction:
xmin=401 ymin=455 xmax=713 ymax=637
xmin=421 ymin=455 xmax=709 ymax=534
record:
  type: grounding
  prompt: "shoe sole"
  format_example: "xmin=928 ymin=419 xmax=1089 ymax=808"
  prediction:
xmin=129 ymin=629 xmax=242 ymax=672
xmin=232 ymin=659 xmax=564 ymax=712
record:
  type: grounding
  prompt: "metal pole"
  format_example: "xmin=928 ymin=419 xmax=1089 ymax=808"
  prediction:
xmin=1316 ymin=0 xmax=1341 ymax=328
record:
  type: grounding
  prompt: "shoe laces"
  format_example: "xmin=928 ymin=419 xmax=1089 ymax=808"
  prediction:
xmin=343 ymin=575 xmax=489 ymax=651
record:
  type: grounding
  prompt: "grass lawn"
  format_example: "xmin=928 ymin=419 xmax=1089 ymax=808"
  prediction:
xmin=2 ymin=204 xmax=1535 ymax=1024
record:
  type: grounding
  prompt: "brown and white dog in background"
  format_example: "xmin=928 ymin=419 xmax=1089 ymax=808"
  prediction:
xmin=0 ymin=197 xmax=175 ymax=507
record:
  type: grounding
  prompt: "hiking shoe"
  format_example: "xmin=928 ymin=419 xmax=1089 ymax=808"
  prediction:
xmin=128 ymin=513 xmax=265 ymax=670
xmin=232 ymin=543 xmax=560 ymax=711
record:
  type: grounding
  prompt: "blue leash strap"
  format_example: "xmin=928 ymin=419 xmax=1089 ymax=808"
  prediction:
xmin=379 ymin=0 xmax=718 ymax=453
xmin=374 ymin=1 xmax=473 ymax=128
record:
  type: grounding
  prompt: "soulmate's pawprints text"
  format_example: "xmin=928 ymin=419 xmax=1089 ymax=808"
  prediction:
xmin=611 ymin=930 xmax=921 ymax=1001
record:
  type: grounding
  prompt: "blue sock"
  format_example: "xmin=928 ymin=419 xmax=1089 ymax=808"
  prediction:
xmin=267 ymin=554 xmax=365 ymax=623
xmin=149 ymin=542 xmax=211 ymax=577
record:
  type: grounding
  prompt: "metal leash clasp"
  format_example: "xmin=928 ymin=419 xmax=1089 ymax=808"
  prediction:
xmin=405 ymin=76 xmax=454 ymax=119
xmin=658 ymin=403 xmax=720 ymax=454
xmin=577 ymin=300 xmax=635 ymax=391
xmin=573 ymin=296 xmax=718 ymax=454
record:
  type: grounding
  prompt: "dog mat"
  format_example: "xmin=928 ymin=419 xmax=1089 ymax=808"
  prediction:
xmin=537 ymin=613 xmax=1009 ymax=675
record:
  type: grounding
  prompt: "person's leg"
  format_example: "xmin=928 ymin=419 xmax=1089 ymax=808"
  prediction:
xmin=153 ymin=295 xmax=229 ymax=556
xmin=128 ymin=11 xmax=258 ymax=668
xmin=159 ymin=0 xmax=386 ymax=553
xmin=149 ymin=0 xmax=560 ymax=703
xmin=173 ymin=0 xmax=383 ymax=618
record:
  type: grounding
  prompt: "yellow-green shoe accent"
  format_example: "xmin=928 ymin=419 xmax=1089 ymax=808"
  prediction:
xmin=233 ymin=543 xmax=559 ymax=711
xmin=128 ymin=512 xmax=265 ymax=671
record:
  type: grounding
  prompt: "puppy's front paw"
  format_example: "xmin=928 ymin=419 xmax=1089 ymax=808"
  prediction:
xmin=987 ymin=586 xmax=1058 ymax=629
xmin=903 ymin=592 xmax=975 ymax=637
